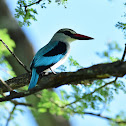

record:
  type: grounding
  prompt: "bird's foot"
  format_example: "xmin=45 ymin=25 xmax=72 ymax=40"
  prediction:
xmin=10 ymin=90 xmax=18 ymax=95
xmin=50 ymin=68 xmax=56 ymax=75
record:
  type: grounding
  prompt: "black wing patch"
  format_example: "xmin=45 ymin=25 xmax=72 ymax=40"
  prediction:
xmin=30 ymin=59 xmax=35 ymax=70
xmin=43 ymin=42 xmax=67 ymax=56
xmin=36 ymin=64 xmax=54 ymax=74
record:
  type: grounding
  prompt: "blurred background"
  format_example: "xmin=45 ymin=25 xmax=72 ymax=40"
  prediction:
xmin=0 ymin=0 xmax=126 ymax=126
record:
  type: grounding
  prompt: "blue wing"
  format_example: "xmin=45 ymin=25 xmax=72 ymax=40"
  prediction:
xmin=30 ymin=41 xmax=67 ymax=73
xmin=28 ymin=41 xmax=67 ymax=90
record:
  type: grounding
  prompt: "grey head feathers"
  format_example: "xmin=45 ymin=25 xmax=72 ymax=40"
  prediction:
xmin=56 ymin=28 xmax=77 ymax=36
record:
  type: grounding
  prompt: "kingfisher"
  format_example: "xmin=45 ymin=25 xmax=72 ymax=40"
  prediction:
xmin=28 ymin=28 xmax=93 ymax=90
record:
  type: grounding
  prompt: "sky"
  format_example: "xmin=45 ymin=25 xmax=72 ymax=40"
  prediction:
xmin=4 ymin=0 xmax=126 ymax=126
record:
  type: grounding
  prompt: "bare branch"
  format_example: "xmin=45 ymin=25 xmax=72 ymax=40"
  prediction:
xmin=0 ymin=77 xmax=13 ymax=91
xmin=5 ymin=105 xmax=16 ymax=126
xmin=121 ymin=44 xmax=126 ymax=61
xmin=23 ymin=0 xmax=42 ymax=7
xmin=0 ymin=39 xmax=30 ymax=73
xmin=78 ymin=111 xmax=126 ymax=124
xmin=11 ymin=100 xmax=33 ymax=107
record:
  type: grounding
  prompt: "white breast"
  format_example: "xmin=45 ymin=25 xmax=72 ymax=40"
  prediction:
xmin=51 ymin=48 xmax=70 ymax=70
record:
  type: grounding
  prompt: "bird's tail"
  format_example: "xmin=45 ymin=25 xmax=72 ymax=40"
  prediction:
xmin=28 ymin=68 xmax=39 ymax=90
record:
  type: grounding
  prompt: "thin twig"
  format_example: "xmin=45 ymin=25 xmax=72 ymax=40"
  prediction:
xmin=121 ymin=44 xmax=126 ymax=61
xmin=0 ymin=92 xmax=32 ymax=126
xmin=0 ymin=39 xmax=30 ymax=73
xmin=21 ymin=0 xmax=42 ymax=8
xmin=11 ymin=100 xmax=33 ymax=107
xmin=73 ymin=111 xmax=126 ymax=124
xmin=0 ymin=77 xmax=13 ymax=91
xmin=0 ymin=92 xmax=32 ymax=107
xmin=5 ymin=105 xmax=16 ymax=126
xmin=62 ymin=79 xmax=117 ymax=108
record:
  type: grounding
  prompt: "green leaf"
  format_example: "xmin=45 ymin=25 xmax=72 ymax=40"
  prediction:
xmin=38 ymin=108 xmax=47 ymax=113
xmin=69 ymin=56 xmax=82 ymax=68
xmin=0 ymin=29 xmax=15 ymax=57
xmin=0 ymin=29 xmax=16 ymax=78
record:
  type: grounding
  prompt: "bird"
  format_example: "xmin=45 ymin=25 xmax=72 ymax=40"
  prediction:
xmin=28 ymin=28 xmax=94 ymax=90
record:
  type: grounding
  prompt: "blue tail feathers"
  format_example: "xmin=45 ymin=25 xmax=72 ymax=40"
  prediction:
xmin=28 ymin=68 xmax=39 ymax=90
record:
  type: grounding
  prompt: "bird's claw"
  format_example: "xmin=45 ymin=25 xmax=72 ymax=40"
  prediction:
xmin=50 ymin=68 xmax=56 ymax=75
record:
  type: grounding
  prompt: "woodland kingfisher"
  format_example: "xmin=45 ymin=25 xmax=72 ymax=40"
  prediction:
xmin=28 ymin=28 xmax=94 ymax=90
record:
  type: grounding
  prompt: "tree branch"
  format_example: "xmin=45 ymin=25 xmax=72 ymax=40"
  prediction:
xmin=5 ymin=105 xmax=16 ymax=126
xmin=23 ymin=0 xmax=42 ymax=7
xmin=0 ymin=39 xmax=30 ymax=73
xmin=0 ymin=77 xmax=13 ymax=91
xmin=121 ymin=43 xmax=126 ymax=61
xmin=62 ymin=78 xmax=117 ymax=107
xmin=10 ymin=100 xmax=33 ymax=107
xmin=0 ymin=60 xmax=126 ymax=102
xmin=75 ymin=111 xmax=126 ymax=124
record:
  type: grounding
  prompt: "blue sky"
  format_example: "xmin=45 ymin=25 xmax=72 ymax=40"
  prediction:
xmin=4 ymin=0 xmax=126 ymax=126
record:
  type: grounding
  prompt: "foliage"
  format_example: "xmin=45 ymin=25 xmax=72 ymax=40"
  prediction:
xmin=0 ymin=29 xmax=16 ymax=78
xmin=109 ymin=111 xmax=126 ymax=126
xmin=96 ymin=41 xmax=122 ymax=62
xmin=0 ymin=29 xmax=16 ymax=125
xmin=15 ymin=0 xmax=67 ymax=26
xmin=115 ymin=3 xmax=126 ymax=37
xmin=68 ymin=56 xmax=82 ymax=69
xmin=0 ymin=100 xmax=24 ymax=126
xmin=0 ymin=29 xmax=15 ymax=57
xmin=38 ymin=89 xmax=70 ymax=119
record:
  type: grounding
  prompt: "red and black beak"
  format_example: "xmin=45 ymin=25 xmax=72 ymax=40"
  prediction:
xmin=71 ymin=33 xmax=94 ymax=40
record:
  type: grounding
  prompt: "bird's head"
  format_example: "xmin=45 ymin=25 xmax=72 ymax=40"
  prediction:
xmin=51 ymin=28 xmax=94 ymax=43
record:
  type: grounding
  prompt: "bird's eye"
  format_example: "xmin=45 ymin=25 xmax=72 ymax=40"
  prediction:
xmin=63 ymin=31 xmax=72 ymax=36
